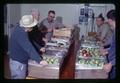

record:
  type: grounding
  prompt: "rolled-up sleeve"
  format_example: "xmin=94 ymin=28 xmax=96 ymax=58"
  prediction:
xmin=32 ymin=40 xmax=42 ymax=50
xmin=101 ymin=24 xmax=109 ymax=40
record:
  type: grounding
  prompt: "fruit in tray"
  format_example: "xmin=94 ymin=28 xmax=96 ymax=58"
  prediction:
xmin=81 ymin=49 xmax=91 ymax=57
xmin=81 ymin=47 xmax=100 ymax=58
xmin=82 ymin=49 xmax=87 ymax=54
xmin=78 ymin=58 xmax=104 ymax=67
xmin=43 ymin=56 xmax=59 ymax=65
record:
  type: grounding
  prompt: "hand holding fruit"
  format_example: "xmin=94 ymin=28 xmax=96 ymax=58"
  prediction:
xmin=103 ymin=63 xmax=112 ymax=73
xmin=48 ymin=28 xmax=53 ymax=32
xmin=100 ymin=48 xmax=108 ymax=56
xmin=43 ymin=38 xmax=48 ymax=43
xmin=39 ymin=60 xmax=48 ymax=66
xmin=82 ymin=50 xmax=91 ymax=57
xmin=40 ymin=47 xmax=46 ymax=53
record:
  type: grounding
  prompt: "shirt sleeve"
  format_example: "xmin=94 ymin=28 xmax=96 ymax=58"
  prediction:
xmin=39 ymin=18 xmax=47 ymax=28
xmin=108 ymin=31 xmax=116 ymax=66
xmin=110 ymin=59 xmax=115 ymax=66
xmin=109 ymin=46 xmax=115 ymax=66
xmin=32 ymin=40 xmax=42 ymax=50
xmin=17 ymin=31 xmax=42 ymax=63
xmin=101 ymin=23 xmax=110 ymax=40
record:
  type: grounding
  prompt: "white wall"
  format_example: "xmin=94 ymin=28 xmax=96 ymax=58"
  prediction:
xmin=20 ymin=4 xmax=83 ymax=25
xmin=20 ymin=4 xmax=115 ymax=38
xmin=20 ymin=4 xmax=115 ymax=25
xmin=77 ymin=4 xmax=115 ymax=38
xmin=6 ymin=4 xmax=21 ymax=38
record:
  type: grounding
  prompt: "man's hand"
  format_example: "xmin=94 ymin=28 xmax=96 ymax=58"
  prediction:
xmin=48 ymin=28 xmax=53 ymax=32
xmin=95 ymin=35 xmax=100 ymax=41
xmin=39 ymin=60 xmax=48 ymax=66
xmin=97 ymin=41 xmax=103 ymax=46
xmin=100 ymin=48 xmax=108 ymax=56
xmin=40 ymin=47 xmax=46 ymax=53
xmin=103 ymin=63 xmax=112 ymax=73
xmin=43 ymin=38 xmax=48 ymax=43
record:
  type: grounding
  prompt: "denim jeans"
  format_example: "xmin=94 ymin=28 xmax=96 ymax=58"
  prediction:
xmin=9 ymin=58 xmax=27 ymax=79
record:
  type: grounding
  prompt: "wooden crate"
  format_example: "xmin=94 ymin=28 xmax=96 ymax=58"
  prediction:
xmin=88 ymin=32 xmax=97 ymax=37
xmin=53 ymin=28 xmax=73 ymax=38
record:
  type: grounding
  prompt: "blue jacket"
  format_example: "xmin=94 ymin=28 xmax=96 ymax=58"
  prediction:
xmin=108 ymin=31 xmax=116 ymax=66
xmin=9 ymin=25 xmax=42 ymax=64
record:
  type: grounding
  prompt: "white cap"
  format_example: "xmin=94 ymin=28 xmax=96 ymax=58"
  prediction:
xmin=20 ymin=15 xmax=38 ymax=28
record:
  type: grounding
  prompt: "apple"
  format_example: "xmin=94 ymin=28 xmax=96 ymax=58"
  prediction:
xmin=82 ymin=49 xmax=87 ymax=55
xmin=86 ymin=52 xmax=91 ymax=56
xmin=83 ymin=54 xmax=87 ymax=57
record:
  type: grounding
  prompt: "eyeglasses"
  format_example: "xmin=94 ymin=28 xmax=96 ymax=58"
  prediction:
xmin=49 ymin=16 xmax=55 ymax=18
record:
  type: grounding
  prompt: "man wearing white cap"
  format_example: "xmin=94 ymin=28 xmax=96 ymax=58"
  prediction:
xmin=9 ymin=15 xmax=48 ymax=79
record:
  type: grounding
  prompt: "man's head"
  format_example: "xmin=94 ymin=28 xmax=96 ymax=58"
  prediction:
xmin=31 ymin=9 xmax=40 ymax=21
xmin=47 ymin=10 xmax=55 ymax=22
xmin=39 ymin=24 xmax=48 ymax=35
xmin=20 ymin=15 xmax=38 ymax=32
xmin=96 ymin=14 xmax=105 ymax=27
xmin=107 ymin=10 xmax=115 ymax=29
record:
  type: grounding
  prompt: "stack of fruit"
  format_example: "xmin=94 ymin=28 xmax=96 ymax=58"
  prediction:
xmin=80 ymin=47 xmax=101 ymax=58
xmin=77 ymin=58 xmax=104 ymax=67
xmin=43 ymin=56 xmax=60 ymax=65
xmin=77 ymin=42 xmax=105 ymax=68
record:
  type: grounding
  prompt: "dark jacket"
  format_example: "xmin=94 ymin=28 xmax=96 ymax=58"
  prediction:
xmin=9 ymin=25 xmax=42 ymax=64
xmin=28 ymin=25 xmax=46 ymax=55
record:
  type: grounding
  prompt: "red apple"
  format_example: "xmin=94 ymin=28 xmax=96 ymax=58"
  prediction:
xmin=86 ymin=52 xmax=91 ymax=57
xmin=83 ymin=54 xmax=87 ymax=57
xmin=82 ymin=50 xmax=87 ymax=54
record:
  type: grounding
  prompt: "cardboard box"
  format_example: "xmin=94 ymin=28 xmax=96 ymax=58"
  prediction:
xmin=88 ymin=32 xmax=97 ymax=36
xmin=53 ymin=28 xmax=73 ymax=38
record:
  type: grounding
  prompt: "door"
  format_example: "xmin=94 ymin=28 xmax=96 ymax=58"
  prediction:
xmin=6 ymin=4 xmax=21 ymax=38
xmin=4 ymin=4 xmax=21 ymax=79
xmin=4 ymin=4 xmax=21 ymax=52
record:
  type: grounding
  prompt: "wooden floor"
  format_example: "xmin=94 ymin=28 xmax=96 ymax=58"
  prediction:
xmin=4 ymin=54 xmax=11 ymax=79
xmin=4 ymin=54 xmax=37 ymax=79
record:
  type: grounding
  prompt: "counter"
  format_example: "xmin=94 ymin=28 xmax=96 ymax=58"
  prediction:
xmin=27 ymin=26 xmax=79 ymax=79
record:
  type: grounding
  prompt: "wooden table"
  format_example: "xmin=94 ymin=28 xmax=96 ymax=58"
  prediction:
xmin=59 ymin=27 xmax=80 ymax=79
xmin=27 ymin=27 xmax=80 ymax=79
xmin=75 ymin=69 xmax=108 ymax=79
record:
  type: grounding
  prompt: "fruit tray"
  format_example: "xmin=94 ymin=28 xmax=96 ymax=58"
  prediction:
xmin=45 ymin=49 xmax=67 ymax=57
xmin=47 ymin=38 xmax=70 ymax=48
xmin=81 ymin=42 xmax=100 ymax=48
xmin=79 ymin=48 xmax=101 ymax=58
xmin=76 ymin=40 xmax=106 ymax=69
xmin=76 ymin=57 xmax=105 ymax=68
xmin=51 ymin=38 xmax=70 ymax=44
xmin=29 ymin=55 xmax=63 ymax=66
xmin=79 ymin=40 xmax=101 ymax=58
xmin=42 ymin=55 xmax=63 ymax=66
xmin=46 ymin=45 xmax=68 ymax=51
xmin=76 ymin=49 xmax=106 ymax=69
xmin=28 ymin=58 xmax=61 ymax=79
